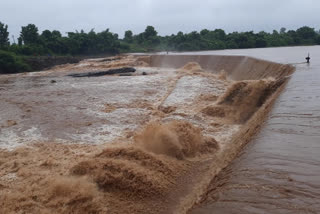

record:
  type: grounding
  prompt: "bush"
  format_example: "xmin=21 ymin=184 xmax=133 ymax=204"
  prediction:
xmin=0 ymin=50 xmax=31 ymax=74
xmin=9 ymin=44 xmax=47 ymax=56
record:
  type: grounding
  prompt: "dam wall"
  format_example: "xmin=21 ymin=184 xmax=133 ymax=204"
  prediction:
xmin=149 ymin=55 xmax=294 ymax=80
xmin=147 ymin=54 xmax=296 ymax=212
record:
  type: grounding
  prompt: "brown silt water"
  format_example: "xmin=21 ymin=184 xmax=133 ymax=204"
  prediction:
xmin=0 ymin=47 xmax=319 ymax=213
xmin=188 ymin=46 xmax=320 ymax=214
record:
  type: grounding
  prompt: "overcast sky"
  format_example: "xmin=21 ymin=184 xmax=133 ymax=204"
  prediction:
xmin=1 ymin=0 xmax=320 ymax=40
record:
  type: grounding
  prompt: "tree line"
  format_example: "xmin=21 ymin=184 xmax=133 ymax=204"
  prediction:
xmin=0 ymin=21 xmax=320 ymax=73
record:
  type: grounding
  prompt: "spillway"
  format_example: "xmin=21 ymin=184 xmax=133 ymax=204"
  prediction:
xmin=3 ymin=47 xmax=317 ymax=214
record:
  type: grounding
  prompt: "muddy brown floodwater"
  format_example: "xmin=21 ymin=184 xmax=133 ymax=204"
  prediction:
xmin=0 ymin=46 xmax=318 ymax=214
xmin=186 ymin=46 xmax=320 ymax=213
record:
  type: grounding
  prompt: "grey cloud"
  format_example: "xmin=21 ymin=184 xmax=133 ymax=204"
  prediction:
xmin=1 ymin=0 xmax=319 ymax=40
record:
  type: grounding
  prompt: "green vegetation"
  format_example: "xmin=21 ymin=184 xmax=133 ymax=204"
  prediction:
xmin=1 ymin=21 xmax=320 ymax=73
xmin=0 ymin=50 xmax=31 ymax=73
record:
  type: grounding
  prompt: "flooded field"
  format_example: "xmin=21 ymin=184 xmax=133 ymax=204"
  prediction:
xmin=0 ymin=46 xmax=317 ymax=213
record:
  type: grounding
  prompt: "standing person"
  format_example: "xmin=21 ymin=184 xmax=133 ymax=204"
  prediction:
xmin=306 ymin=53 xmax=311 ymax=63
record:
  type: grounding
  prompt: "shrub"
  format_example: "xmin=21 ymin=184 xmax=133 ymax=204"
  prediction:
xmin=0 ymin=50 xmax=31 ymax=74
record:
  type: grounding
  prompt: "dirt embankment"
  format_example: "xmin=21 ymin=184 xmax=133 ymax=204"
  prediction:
xmin=24 ymin=56 xmax=82 ymax=71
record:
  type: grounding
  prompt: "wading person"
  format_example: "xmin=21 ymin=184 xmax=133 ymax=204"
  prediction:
xmin=306 ymin=53 xmax=311 ymax=63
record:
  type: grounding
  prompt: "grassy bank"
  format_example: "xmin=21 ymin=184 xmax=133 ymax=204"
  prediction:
xmin=0 ymin=50 xmax=31 ymax=74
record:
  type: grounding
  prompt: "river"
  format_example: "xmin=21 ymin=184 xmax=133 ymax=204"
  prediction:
xmin=184 ymin=46 xmax=320 ymax=213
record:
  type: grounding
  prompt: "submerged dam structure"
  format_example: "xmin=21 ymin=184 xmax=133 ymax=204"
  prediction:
xmin=147 ymin=54 xmax=295 ymax=213
xmin=2 ymin=50 xmax=314 ymax=214
xmin=149 ymin=54 xmax=293 ymax=80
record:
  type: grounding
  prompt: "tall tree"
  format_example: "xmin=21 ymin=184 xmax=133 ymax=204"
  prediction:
xmin=296 ymin=26 xmax=316 ymax=40
xmin=20 ymin=24 xmax=39 ymax=45
xmin=124 ymin=30 xmax=133 ymax=43
xmin=0 ymin=21 xmax=10 ymax=49
xmin=41 ymin=30 xmax=53 ymax=42
xmin=280 ymin=27 xmax=286 ymax=34
xmin=144 ymin=26 xmax=157 ymax=39
xmin=52 ymin=30 xmax=62 ymax=38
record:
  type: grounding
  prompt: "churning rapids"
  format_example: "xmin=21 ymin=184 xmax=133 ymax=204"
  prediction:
xmin=0 ymin=46 xmax=319 ymax=213
xmin=185 ymin=46 xmax=320 ymax=214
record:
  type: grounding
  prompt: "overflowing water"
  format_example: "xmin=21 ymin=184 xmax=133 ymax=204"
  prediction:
xmin=0 ymin=46 xmax=319 ymax=213
xmin=187 ymin=46 xmax=320 ymax=213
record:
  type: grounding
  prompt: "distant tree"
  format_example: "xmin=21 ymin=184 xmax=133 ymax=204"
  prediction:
xmin=41 ymin=30 xmax=52 ymax=41
xmin=187 ymin=31 xmax=201 ymax=41
xmin=2 ymin=23 xmax=320 ymax=57
xmin=227 ymin=32 xmax=255 ymax=49
xmin=175 ymin=31 xmax=185 ymax=43
xmin=213 ymin=29 xmax=226 ymax=41
xmin=144 ymin=26 xmax=157 ymax=39
xmin=96 ymin=29 xmax=120 ymax=54
xmin=0 ymin=21 xmax=10 ymax=49
xmin=124 ymin=30 xmax=133 ymax=43
xmin=255 ymin=32 xmax=267 ymax=48
xmin=20 ymin=24 xmax=40 ymax=45
xmin=296 ymin=26 xmax=316 ymax=40
xmin=40 ymin=29 xmax=64 ymax=54
xmin=136 ymin=26 xmax=160 ymax=46
xmin=134 ymin=33 xmax=145 ymax=44
xmin=18 ymin=37 xmax=22 ymax=46
xmin=200 ymin=29 xmax=210 ymax=36
xmin=287 ymin=30 xmax=300 ymax=44
xmin=52 ymin=30 xmax=62 ymax=38
xmin=280 ymin=27 xmax=286 ymax=34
